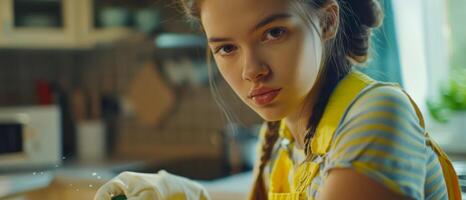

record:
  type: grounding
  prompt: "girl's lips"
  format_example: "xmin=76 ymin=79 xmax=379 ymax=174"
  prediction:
xmin=251 ymin=89 xmax=281 ymax=106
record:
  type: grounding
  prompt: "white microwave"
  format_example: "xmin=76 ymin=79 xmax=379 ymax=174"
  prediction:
xmin=0 ymin=106 xmax=61 ymax=172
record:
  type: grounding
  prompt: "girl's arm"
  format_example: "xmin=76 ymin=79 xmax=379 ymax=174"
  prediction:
xmin=318 ymin=168 xmax=412 ymax=200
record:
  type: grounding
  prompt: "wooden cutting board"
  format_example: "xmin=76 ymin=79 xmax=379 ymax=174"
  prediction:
xmin=128 ymin=62 xmax=175 ymax=126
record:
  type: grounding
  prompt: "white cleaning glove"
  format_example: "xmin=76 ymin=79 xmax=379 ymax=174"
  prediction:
xmin=94 ymin=170 xmax=211 ymax=200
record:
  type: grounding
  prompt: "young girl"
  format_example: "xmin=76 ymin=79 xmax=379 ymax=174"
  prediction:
xmin=95 ymin=0 xmax=461 ymax=199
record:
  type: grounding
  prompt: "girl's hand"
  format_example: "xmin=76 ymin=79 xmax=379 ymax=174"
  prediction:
xmin=93 ymin=170 xmax=211 ymax=200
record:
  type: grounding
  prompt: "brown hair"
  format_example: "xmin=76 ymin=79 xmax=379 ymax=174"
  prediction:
xmin=178 ymin=0 xmax=383 ymax=199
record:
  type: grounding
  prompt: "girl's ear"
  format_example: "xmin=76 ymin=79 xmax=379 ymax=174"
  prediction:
xmin=319 ymin=0 xmax=340 ymax=41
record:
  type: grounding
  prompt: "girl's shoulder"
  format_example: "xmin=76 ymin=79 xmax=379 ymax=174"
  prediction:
xmin=330 ymin=83 xmax=427 ymax=158
xmin=341 ymin=83 xmax=420 ymax=126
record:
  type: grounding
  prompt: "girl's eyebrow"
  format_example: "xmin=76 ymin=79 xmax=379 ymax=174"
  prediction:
xmin=208 ymin=13 xmax=292 ymax=43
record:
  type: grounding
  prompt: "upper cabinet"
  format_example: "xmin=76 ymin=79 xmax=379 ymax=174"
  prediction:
xmin=0 ymin=0 xmax=135 ymax=49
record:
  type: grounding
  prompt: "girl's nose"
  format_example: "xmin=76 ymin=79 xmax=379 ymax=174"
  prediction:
xmin=243 ymin=63 xmax=270 ymax=82
xmin=242 ymin=50 xmax=270 ymax=82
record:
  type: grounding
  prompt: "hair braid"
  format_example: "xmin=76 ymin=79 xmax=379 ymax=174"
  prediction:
xmin=249 ymin=121 xmax=280 ymax=200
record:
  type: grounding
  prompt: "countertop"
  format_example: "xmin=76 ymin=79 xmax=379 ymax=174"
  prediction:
xmin=0 ymin=159 xmax=253 ymax=200
xmin=0 ymin=159 xmax=146 ymax=199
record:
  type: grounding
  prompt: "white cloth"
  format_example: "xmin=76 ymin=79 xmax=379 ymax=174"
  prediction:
xmin=94 ymin=170 xmax=211 ymax=200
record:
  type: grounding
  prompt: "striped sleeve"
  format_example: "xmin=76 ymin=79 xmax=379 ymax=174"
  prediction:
xmin=323 ymin=85 xmax=427 ymax=200
xmin=424 ymin=148 xmax=448 ymax=199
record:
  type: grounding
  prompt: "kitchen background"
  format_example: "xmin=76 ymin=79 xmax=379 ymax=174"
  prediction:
xmin=0 ymin=0 xmax=465 ymax=199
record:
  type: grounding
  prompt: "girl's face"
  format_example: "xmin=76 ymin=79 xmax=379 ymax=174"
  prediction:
xmin=201 ymin=0 xmax=324 ymax=121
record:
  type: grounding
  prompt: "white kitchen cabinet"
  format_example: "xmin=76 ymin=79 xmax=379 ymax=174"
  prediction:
xmin=0 ymin=0 xmax=134 ymax=49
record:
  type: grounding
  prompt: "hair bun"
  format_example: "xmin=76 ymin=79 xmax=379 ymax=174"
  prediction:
xmin=341 ymin=0 xmax=384 ymax=63
xmin=348 ymin=0 xmax=384 ymax=28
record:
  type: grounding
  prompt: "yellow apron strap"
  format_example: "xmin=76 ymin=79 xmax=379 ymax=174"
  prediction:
xmin=269 ymin=148 xmax=294 ymax=193
xmin=268 ymin=161 xmax=319 ymax=200
xmin=268 ymin=121 xmax=306 ymax=200
xmin=401 ymin=89 xmax=462 ymax=200
xmin=268 ymin=192 xmax=302 ymax=200
xmin=294 ymin=160 xmax=321 ymax=194
xmin=311 ymin=71 xmax=375 ymax=155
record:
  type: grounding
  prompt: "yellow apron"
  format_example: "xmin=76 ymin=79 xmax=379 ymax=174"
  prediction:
xmin=265 ymin=71 xmax=461 ymax=200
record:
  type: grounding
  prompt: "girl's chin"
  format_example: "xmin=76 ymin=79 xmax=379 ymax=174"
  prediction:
xmin=255 ymin=108 xmax=286 ymax=122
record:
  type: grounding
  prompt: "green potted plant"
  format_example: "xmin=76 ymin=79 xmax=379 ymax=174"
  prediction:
xmin=427 ymin=68 xmax=466 ymax=153
xmin=428 ymin=68 xmax=466 ymax=123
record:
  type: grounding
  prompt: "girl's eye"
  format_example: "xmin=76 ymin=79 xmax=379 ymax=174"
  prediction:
xmin=215 ymin=44 xmax=238 ymax=56
xmin=263 ymin=27 xmax=287 ymax=42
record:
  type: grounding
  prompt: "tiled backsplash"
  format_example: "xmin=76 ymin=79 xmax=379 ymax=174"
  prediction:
xmin=116 ymin=80 xmax=262 ymax=158
xmin=0 ymin=37 xmax=154 ymax=107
